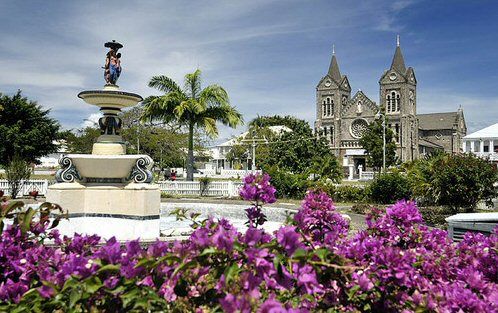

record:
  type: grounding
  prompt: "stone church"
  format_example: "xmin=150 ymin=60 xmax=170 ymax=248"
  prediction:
xmin=314 ymin=38 xmax=467 ymax=175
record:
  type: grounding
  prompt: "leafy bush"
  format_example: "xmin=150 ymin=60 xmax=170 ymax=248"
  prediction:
xmin=314 ymin=182 xmax=370 ymax=203
xmin=263 ymin=165 xmax=310 ymax=199
xmin=407 ymin=153 xmax=498 ymax=213
xmin=369 ymin=171 xmax=412 ymax=204
xmin=418 ymin=206 xmax=453 ymax=229
xmin=5 ymin=157 xmax=32 ymax=199
xmin=350 ymin=203 xmax=375 ymax=215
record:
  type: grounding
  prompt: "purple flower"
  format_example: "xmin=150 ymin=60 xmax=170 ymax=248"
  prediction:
xmin=276 ymin=226 xmax=304 ymax=256
xmin=240 ymin=173 xmax=277 ymax=204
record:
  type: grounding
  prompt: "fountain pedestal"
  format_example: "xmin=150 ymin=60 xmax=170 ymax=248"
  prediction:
xmin=47 ymin=83 xmax=161 ymax=241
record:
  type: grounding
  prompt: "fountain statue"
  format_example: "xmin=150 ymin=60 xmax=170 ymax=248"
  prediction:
xmin=46 ymin=41 xmax=161 ymax=241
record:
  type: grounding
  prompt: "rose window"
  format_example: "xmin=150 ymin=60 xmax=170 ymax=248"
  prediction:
xmin=350 ymin=119 xmax=368 ymax=139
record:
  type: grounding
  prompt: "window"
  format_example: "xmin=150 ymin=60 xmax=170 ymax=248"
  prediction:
xmin=386 ymin=90 xmax=400 ymax=113
xmin=322 ymin=97 xmax=334 ymax=117
xmin=329 ymin=126 xmax=334 ymax=145
xmin=350 ymin=119 xmax=369 ymax=139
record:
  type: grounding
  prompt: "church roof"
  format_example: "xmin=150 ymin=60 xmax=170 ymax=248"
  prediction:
xmin=390 ymin=46 xmax=407 ymax=74
xmin=328 ymin=54 xmax=342 ymax=83
xmin=419 ymin=138 xmax=444 ymax=149
xmin=418 ymin=112 xmax=459 ymax=130
xmin=464 ymin=123 xmax=498 ymax=139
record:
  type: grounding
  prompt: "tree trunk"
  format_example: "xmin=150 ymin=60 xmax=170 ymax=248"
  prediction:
xmin=187 ymin=122 xmax=195 ymax=181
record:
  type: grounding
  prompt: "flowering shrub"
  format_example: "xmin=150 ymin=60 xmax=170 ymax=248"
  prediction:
xmin=240 ymin=173 xmax=276 ymax=227
xmin=0 ymin=174 xmax=496 ymax=312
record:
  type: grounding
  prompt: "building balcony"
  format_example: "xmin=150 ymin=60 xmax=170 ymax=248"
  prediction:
xmin=473 ymin=152 xmax=498 ymax=161
xmin=340 ymin=140 xmax=361 ymax=148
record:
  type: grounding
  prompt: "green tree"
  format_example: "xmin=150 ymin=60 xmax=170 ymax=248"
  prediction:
xmin=0 ymin=91 xmax=60 ymax=166
xmin=407 ymin=153 xmax=498 ymax=213
xmin=141 ymin=69 xmax=243 ymax=180
xmin=249 ymin=115 xmax=341 ymax=181
xmin=359 ymin=117 xmax=397 ymax=171
xmin=225 ymin=139 xmax=248 ymax=170
xmin=61 ymin=127 xmax=101 ymax=154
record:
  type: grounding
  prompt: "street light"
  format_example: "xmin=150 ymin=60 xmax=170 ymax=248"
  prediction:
xmin=241 ymin=130 xmax=267 ymax=171
xmin=375 ymin=110 xmax=386 ymax=173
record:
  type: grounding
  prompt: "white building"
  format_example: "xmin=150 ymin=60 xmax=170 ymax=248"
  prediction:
xmin=208 ymin=125 xmax=291 ymax=172
xmin=463 ymin=123 xmax=498 ymax=162
xmin=36 ymin=140 xmax=67 ymax=168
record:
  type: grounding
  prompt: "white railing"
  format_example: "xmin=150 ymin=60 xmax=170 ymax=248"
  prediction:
xmin=0 ymin=180 xmax=51 ymax=197
xmin=158 ymin=180 xmax=243 ymax=197
xmin=219 ymin=169 xmax=261 ymax=178
xmin=359 ymin=171 xmax=375 ymax=181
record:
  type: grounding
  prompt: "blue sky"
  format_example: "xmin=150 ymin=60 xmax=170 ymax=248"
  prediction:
xmin=0 ymin=0 xmax=497 ymax=142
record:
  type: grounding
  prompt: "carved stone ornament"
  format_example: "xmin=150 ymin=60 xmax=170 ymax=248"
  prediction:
xmin=128 ymin=156 xmax=154 ymax=183
xmin=350 ymin=119 xmax=369 ymax=139
xmin=55 ymin=156 xmax=82 ymax=183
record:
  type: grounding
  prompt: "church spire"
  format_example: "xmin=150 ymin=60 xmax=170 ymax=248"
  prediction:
xmin=390 ymin=35 xmax=406 ymax=73
xmin=328 ymin=45 xmax=342 ymax=83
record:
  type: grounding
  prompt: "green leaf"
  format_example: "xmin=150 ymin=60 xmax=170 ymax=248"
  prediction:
xmin=97 ymin=264 xmax=121 ymax=273
xmin=69 ymin=289 xmax=81 ymax=308
xmin=21 ymin=207 xmax=36 ymax=233
xmin=314 ymin=248 xmax=329 ymax=262
xmin=292 ymin=248 xmax=307 ymax=259
xmin=224 ymin=263 xmax=239 ymax=284
xmin=84 ymin=276 xmax=103 ymax=294
xmin=199 ymin=247 xmax=217 ymax=257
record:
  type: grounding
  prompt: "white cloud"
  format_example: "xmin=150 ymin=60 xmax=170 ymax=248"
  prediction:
xmin=81 ymin=113 xmax=102 ymax=128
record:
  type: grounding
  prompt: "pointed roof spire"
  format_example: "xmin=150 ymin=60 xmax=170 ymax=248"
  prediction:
xmin=328 ymin=45 xmax=342 ymax=83
xmin=390 ymin=35 xmax=406 ymax=73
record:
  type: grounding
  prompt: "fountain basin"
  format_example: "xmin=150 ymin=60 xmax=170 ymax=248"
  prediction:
xmin=78 ymin=88 xmax=143 ymax=110
xmin=67 ymin=154 xmax=151 ymax=180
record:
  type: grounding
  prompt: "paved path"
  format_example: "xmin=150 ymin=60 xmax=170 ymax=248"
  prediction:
xmin=161 ymin=197 xmax=367 ymax=232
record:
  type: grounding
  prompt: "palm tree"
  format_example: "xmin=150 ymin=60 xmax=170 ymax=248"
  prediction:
xmin=141 ymin=69 xmax=243 ymax=181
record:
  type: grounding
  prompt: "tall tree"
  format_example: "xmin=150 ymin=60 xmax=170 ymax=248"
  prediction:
xmin=141 ymin=70 xmax=243 ymax=180
xmin=359 ymin=117 xmax=397 ymax=171
xmin=0 ymin=91 xmax=60 ymax=166
xmin=249 ymin=115 xmax=342 ymax=182
xmin=61 ymin=127 xmax=101 ymax=154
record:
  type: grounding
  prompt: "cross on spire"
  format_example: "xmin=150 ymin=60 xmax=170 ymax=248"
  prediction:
xmin=332 ymin=44 xmax=335 ymax=55
xmin=397 ymin=34 xmax=400 ymax=47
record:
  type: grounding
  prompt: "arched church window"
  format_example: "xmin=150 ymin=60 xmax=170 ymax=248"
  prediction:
xmin=386 ymin=91 xmax=400 ymax=113
xmin=395 ymin=92 xmax=400 ymax=112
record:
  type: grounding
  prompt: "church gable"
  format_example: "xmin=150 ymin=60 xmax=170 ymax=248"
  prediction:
xmin=340 ymin=76 xmax=351 ymax=92
xmin=379 ymin=69 xmax=407 ymax=85
xmin=341 ymin=91 xmax=378 ymax=117
xmin=405 ymin=67 xmax=417 ymax=84
xmin=316 ymin=75 xmax=341 ymax=89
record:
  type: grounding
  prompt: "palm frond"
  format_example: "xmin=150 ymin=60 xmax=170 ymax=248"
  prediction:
xmin=141 ymin=92 xmax=186 ymax=123
xmin=203 ymin=105 xmax=244 ymax=128
xmin=148 ymin=75 xmax=183 ymax=94
xmin=184 ymin=69 xmax=202 ymax=99
xmin=199 ymin=84 xmax=229 ymax=108
xmin=202 ymin=117 xmax=218 ymax=137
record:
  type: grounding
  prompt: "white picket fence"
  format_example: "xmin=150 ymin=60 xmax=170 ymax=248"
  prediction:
xmin=0 ymin=180 xmax=51 ymax=197
xmin=158 ymin=180 xmax=243 ymax=197
xmin=359 ymin=171 xmax=375 ymax=181
xmin=0 ymin=179 xmax=244 ymax=198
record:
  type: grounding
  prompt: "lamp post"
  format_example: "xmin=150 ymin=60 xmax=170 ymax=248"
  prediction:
xmin=375 ymin=111 xmax=386 ymax=173
xmin=241 ymin=130 xmax=266 ymax=171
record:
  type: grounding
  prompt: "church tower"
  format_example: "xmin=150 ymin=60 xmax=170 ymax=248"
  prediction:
xmin=315 ymin=46 xmax=351 ymax=153
xmin=379 ymin=36 xmax=418 ymax=162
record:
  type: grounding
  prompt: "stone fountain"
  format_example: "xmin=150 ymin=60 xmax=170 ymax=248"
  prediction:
xmin=47 ymin=41 xmax=160 ymax=241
